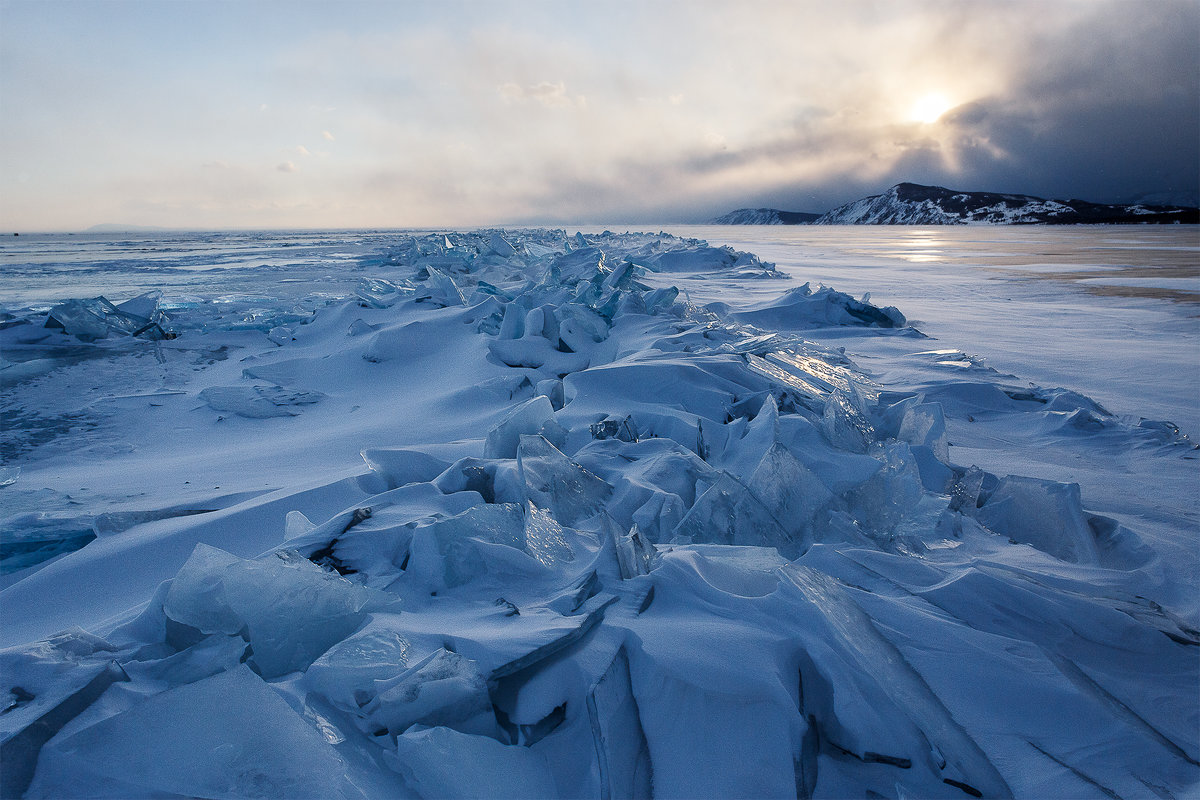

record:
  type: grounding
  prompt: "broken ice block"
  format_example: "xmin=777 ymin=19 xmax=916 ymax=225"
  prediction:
xmin=609 ymin=524 xmax=659 ymax=579
xmin=898 ymin=401 xmax=949 ymax=462
xmin=44 ymin=298 xmax=118 ymax=341
xmin=846 ymin=442 xmax=925 ymax=535
xmin=355 ymin=277 xmax=406 ymax=308
xmin=589 ymin=415 xmax=638 ymax=442
xmin=0 ymin=629 xmax=128 ymax=799
xmin=114 ymin=290 xmax=163 ymax=321
xmin=779 ymin=565 xmax=1012 ymax=799
xmin=630 ymin=491 xmax=685 ymax=543
xmin=557 ymin=303 xmax=610 ymax=353
xmin=643 ymin=285 xmax=679 ymax=314
xmin=745 ymin=443 xmax=832 ymax=551
xmin=27 ymin=666 xmax=357 ymax=799
xmin=976 ymin=476 xmax=1101 ymax=564
xmin=417 ymin=266 xmax=466 ymax=307
xmin=365 ymin=649 xmax=495 ymax=737
xmin=518 ymin=434 xmax=613 ymax=526
xmin=672 ymin=471 xmax=799 ymax=555
xmin=487 ymin=595 xmax=615 ymax=680
xmin=484 ymin=395 xmax=564 ymax=459
xmin=498 ymin=302 xmax=525 ymax=339
xmin=821 ymin=390 xmax=875 ymax=453
xmin=405 ymin=503 xmax=535 ymax=589
xmin=522 ymin=502 xmax=577 ymax=569
xmin=948 ymin=466 xmax=989 ymax=513
xmin=45 ymin=294 xmax=173 ymax=341
xmin=305 ymin=628 xmax=412 ymax=711
xmin=727 ymin=283 xmax=906 ymax=330
xmin=360 ymin=447 xmax=453 ymax=490
xmin=199 ymin=385 xmax=325 ymax=418
xmin=163 ymin=544 xmax=392 ymax=678
xmin=121 ymin=634 xmax=247 ymax=686
xmin=488 ymin=232 xmax=517 ymax=257
xmin=536 ymin=378 xmax=565 ymax=410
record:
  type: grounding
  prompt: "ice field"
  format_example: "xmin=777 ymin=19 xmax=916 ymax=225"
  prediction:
xmin=0 ymin=226 xmax=1197 ymax=799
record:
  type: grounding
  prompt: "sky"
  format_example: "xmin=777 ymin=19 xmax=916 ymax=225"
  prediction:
xmin=1 ymin=0 xmax=1197 ymax=230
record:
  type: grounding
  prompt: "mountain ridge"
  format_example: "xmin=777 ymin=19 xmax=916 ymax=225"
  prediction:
xmin=710 ymin=208 xmax=822 ymax=225
xmin=815 ymin=183 xmax=1199 ymax=225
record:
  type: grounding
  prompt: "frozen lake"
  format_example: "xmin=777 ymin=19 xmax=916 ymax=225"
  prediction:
xmin=1 ymin=225 xmax=1196 ymax=799
xmin=6 ymin=225 xmax=1195 ymax=431
xmin=658 ymin=225 xmax=1200 ymax=434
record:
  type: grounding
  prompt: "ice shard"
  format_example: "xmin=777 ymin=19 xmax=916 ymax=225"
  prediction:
xmin=27 ymin=666 xmax=359 ymax=800
xmin=355 ymin=277 xmax=406 ymax=308
xmin=975 ymin=476 xmax=1101 ymax=564
xmin=672 ymin=468 xmax=803 ymax=556
xmin=485 ymin=395 xmax=565 ymax=459
xmin=518 ymin=434 xmax=613 ymax=526
xmin=304 ymin=629 xmax=412 ymax=711
xmin=0 ymin=630 xmax=129 ymax=799
xmin=365 ymin=649 xmax=496 ymax=737
xmin=163 ymin=544 xmax=394 ymax=678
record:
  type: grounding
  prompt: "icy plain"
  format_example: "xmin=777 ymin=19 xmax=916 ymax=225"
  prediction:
xmin=0 ymin=226 xmax=1196 ymax=799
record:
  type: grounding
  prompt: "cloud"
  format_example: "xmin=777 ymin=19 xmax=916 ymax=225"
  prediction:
xmin=497 ymin=81 xmax=585 ymax=109
xmin=3 ymin=0 xmax=1195 ymax=229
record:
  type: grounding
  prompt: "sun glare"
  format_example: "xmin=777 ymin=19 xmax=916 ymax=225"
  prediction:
xmin=910 ymin=92 xmax=952 ymax=124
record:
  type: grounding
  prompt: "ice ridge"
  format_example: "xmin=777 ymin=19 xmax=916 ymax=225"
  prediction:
xmin=1 ymin=228 xmax=1195 ymax=800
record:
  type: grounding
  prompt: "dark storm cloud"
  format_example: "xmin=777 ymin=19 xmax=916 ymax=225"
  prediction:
xmin=773 ymin=1 xmax=1200 ymax=212
xmin=929 ymin=3 xmax=1200 ymax=205
xmin=519 ymin=1 xmax=1200 ymax=220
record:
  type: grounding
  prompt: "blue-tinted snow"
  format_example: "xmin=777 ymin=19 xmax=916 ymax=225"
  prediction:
xmin=0 ymin=227 xmax=1196 ymax=799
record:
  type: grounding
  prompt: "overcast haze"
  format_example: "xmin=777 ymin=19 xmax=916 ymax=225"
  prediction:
xmin=1 ymin=0 xmax=1197 ymax=231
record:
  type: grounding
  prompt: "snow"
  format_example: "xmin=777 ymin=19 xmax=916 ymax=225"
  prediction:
xmin=0 ymin=226 xmax=1196 ymax=799
xmin=816 ymin=183 xmax=1199 ymax=225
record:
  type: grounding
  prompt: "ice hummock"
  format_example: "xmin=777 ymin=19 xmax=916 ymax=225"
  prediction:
xmin=163 ymin=544 xmax=396 ymax=678
xmin=44 ymin=292 xmax=175 ymax=341
xmin=26 ymin=666 xmax=360 ymax=799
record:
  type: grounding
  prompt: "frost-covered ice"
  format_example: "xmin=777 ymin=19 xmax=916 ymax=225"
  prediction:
xmin=0 ymin=227 xmax=1197 ymax=799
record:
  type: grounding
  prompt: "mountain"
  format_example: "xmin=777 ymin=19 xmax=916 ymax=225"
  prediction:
xmin=711 ymin=208 xmax=822 ymax=225
xmin=815 ymin=183 xmax=1200 ymax=225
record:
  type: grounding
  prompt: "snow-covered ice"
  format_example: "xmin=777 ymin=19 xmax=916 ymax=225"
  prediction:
xmin=0 ymin=226 xmax=1196 ymax=799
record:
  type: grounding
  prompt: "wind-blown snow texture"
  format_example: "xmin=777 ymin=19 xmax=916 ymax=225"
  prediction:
xmin=817 ymin=183 xmax=1200 ymax=225
xmin=1 ymin=229 xmax=1197 ymax=799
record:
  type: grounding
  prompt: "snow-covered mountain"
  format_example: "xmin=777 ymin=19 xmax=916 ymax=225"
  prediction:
xmin=816 ymin=183 xmax=1200 ymax=225
xmin=711 ymin=208 xmax=821 ymax=225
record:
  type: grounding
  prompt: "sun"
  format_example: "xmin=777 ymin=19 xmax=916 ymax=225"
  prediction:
xmin=910 ymin=92 xmax=952 ymax=124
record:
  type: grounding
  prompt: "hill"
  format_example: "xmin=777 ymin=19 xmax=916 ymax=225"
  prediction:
xmin=815 ymin=183 xmax=1199 ymax=224
xmin=710 ymin=208 xmax=822 ymax=225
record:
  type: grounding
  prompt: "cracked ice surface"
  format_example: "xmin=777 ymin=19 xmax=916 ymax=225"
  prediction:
xmin=0 ymin=228 xmax=1196 ymax=799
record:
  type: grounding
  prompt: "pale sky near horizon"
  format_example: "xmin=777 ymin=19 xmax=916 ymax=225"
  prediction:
xmin=1 ymin=0 xmax=1197 ymax=231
